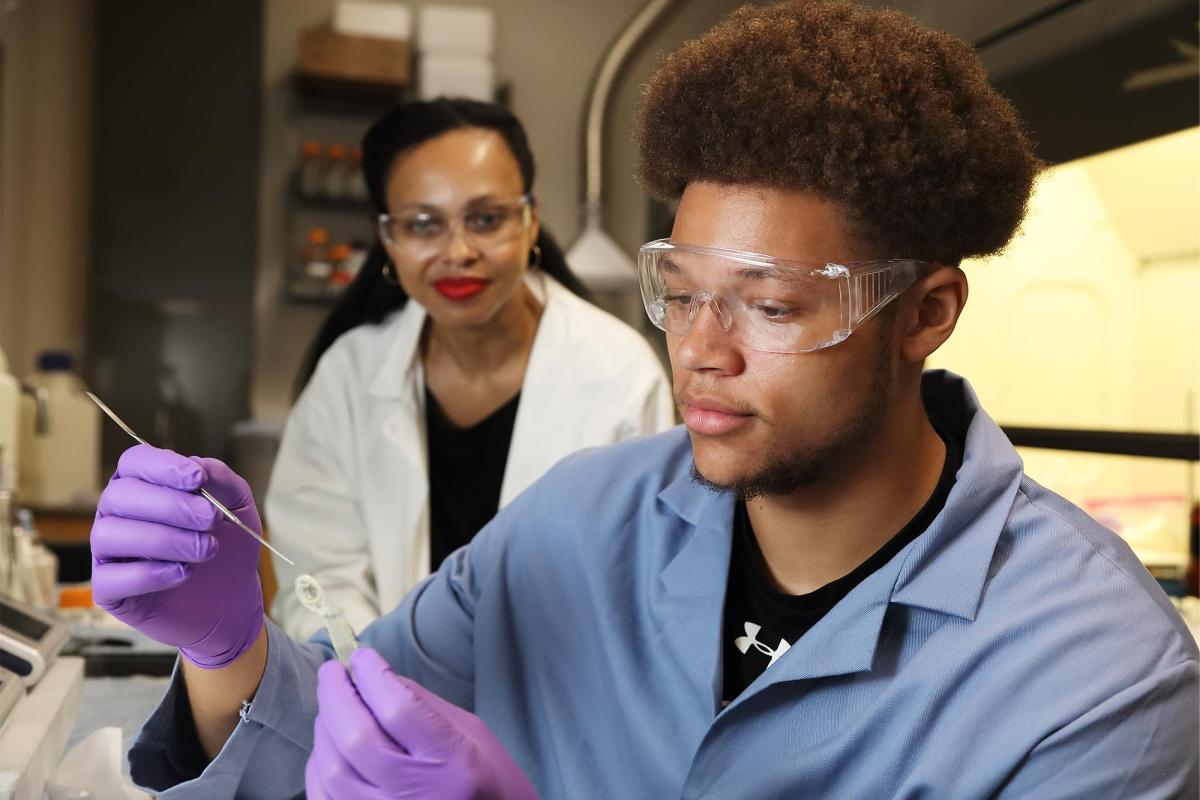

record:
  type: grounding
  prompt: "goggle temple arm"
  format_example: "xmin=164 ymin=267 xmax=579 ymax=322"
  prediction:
xmin=847 ymin=261 xmax=921 ymax=329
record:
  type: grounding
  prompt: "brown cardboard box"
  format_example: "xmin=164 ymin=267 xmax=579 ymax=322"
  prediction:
xmin=299 ymin=26 xmax=411 ymax=86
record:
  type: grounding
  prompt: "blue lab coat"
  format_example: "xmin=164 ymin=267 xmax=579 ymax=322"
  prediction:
xmin=129 ymin=371 xmax=1199 ymax=798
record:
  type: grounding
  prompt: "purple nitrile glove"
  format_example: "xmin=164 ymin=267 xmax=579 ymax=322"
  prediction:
xmin=306 ymin=647 xmax=539 ymax=800
xmin=90 ymin=444 xmax=264 ymax=669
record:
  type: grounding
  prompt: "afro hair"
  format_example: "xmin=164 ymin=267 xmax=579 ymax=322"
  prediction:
xmin=636 ymin=0 xmax=1042 ymax=265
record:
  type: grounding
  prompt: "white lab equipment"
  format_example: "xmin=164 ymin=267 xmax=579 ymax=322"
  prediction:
xmin=417 ymin=5 xmax=494 ymax=102
xmin=7 ymin=511 xmax=58 ymax=611
xmin=334 ymin=0 xmax=411 ymax=41
xmin=417 ymin=5 xmax=493 ymax=55
xmin=0 ymin=656 xmax=84 ymax=800
xmin=0 ymin=665 xmax=23 ymax=731
xmin=0 ymin=444 xmax=15 ymax=600
xmin=418 ymin=53 xmax=494 ymax=102
xmin=18 ymin=352 xmax=100 ymax=510
xmin=0 ymin=595 xmax=69 ymax=687
xmin=0 ymin=346 xmax=19 ymax=491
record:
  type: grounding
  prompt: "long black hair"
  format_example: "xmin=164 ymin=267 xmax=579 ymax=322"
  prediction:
xmin=295 ymin=98 xmax=591 ymax=396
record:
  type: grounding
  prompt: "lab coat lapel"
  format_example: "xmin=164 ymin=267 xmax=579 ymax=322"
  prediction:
xmin=889 ymin=372 xmax=1022 ymax=620
xmin=720 ymin=372 xmax=1022 ymax=714
xmin=500 ymin=278 xmax=569 ymax=505
xmin=718 ymin=557 xmax=900 ymax=718
xmin=657 ymin=475 xmax=736 ymax=716
xmin=365 ymin=303 xmax=431 ymax=606
xmin=655 ymin=459 xmax=897 ymax=719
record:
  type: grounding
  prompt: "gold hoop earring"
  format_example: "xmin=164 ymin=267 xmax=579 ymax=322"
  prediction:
xmin=529 ymin=245 xmax=542 ymax=271
xmin=381 ymin=260 xmax=400 ymax=286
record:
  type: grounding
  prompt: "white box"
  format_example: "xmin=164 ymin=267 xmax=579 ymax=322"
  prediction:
xmin=0 ymin=657 xmax=84 ymax=800
xmin=334 ymin=1 xmax=412 ymax=41
xmin=418 ymin=53 xmax=494 ymax=101
xmin=418 ymin=5 xmax=494 ymax=56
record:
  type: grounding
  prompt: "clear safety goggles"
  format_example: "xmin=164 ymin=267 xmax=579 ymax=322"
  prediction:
xmin=378 ymin=194 xmax=533 ymax=259
xmin=638 ymin=239 xmax=928 ymax=354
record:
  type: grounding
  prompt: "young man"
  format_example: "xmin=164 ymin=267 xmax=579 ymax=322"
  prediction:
xmin=96 ymin=2 xmax=1197 ymax=797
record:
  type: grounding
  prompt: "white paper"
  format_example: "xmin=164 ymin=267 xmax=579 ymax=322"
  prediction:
xmin=44 ymin=727 xmax=149 ymax=800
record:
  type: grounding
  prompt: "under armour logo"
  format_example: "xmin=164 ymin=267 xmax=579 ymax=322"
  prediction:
xmin=734 ymin=621 xmax=791 ymax=668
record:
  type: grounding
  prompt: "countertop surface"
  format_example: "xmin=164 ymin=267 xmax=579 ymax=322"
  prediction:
xmin=68 ymin=675 xmax=170 ymax=776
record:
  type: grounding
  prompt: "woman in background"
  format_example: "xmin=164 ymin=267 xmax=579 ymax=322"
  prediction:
xmin=268 ymin=98 xmax=673 ymax=639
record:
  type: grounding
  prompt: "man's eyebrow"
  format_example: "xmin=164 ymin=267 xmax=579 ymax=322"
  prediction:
xmin=661 ymin=257 xmax=786 ymax=281
xmin=733 ymin=266 xmax=778 ymax=280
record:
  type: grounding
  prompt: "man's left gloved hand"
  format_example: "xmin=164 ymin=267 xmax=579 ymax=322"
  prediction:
xmin=306 ymin=647 xmax=539 ymax=800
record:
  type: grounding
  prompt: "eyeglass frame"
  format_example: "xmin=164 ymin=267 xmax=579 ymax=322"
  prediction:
xmin=637 ymin=238 xmax=932 ymax=353
xmin=376 ymin=193 xmax=536 ymax=256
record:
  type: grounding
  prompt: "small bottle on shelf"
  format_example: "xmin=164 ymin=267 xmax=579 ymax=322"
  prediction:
xmin=347 ymin=147 xmax=368 ymax=201
xmin=325 ymin=144 xmax=349 ymax=199
xmin=328 ymin=243 xmax=353 ymax=290
xmin=298 ymin=140 xmax=324 ymax=197
xmin=298 ymin=228 xmax=333 ymax=296
xmin=344 ymin=240 xmax=369 ymax=279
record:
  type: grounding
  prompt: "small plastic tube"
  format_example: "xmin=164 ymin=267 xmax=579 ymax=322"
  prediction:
xmin=295 ymin=574 xmax=359 ymax=665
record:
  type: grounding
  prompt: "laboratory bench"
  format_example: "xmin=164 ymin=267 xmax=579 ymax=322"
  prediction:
xmin=68 ymin=673 xmax=170 ymax=770
xmin=0 ymin=657 xmax=168 ymax=798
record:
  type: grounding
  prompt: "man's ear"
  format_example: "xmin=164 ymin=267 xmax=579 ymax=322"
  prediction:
xmin=899 ymin=265 xmax=968 ymax=363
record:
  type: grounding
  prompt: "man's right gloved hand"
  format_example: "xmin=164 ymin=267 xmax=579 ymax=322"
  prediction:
xmin=90 ymin=444 xmax=265 ymax=669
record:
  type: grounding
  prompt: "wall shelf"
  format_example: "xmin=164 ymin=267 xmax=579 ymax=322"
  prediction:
xmin=291 ymin=179 xmax=372 ymax=214
xmin=292 ymin=71 xmax=410 ymax=116
xmin=285 ymin=280 xmax=347 ymax=305
xmin=283 ymin=74 xmax=387 ymax=307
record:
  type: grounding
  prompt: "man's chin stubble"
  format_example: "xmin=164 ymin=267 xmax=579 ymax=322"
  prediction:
xmin=688 ymin=458 xmax=826 ymax=501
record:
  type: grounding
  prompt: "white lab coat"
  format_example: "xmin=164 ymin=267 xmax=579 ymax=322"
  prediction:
xmin=267 ymin=276 xmax=674 ymax=640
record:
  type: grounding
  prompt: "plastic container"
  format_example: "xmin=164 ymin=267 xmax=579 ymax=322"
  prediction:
xmin=298 ymin=140 xmax=325 ymax=197
xmin=418 ymin=6 xmax=494 ymax=56
xmin=418 ymin=53 xmax=493 ymax=102
xmin=13 ymin=509 xmax=57 ymax=611
xmin=17 ymin=351 xmax=101 ymax=510
xmin=325 ymin=144 xmax=349 ymax=199
xmin=300 ymin=228 xmax=333 ymax=282
xmin=328 ymin=243 xmax=354 ymax=289
xmin=347 ymin=147 xmax=368 ymax=201
xmin=344 ymin=240 xmax=369 ymax=278
xmin=0 ymin=347 xmax=19 ymax=492
xmin=57 ymin=584 xmax=93 ymax=609
xmin=334 ymin=1 xmax=412 ymax=41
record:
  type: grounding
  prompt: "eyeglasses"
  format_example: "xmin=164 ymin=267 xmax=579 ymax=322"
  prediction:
xmin=378 ymin=194 xmax=533 ymax=258
xmin=638 ymin=238 xmax=929 ymax=354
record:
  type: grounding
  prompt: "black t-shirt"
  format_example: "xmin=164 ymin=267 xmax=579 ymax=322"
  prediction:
xmin=721 ymin=426 xmax=964 ymax=704
xmin=425 ymin=386 xmax=521 ymax=571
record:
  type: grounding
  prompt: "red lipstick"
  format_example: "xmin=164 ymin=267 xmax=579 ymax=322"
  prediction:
xmin=434 ymin=277 xmax=489 ymax=300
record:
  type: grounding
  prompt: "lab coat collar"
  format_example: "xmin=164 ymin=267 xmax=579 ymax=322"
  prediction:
xmin=365 ymin=274 xmax=556 ymax=405
xmin=655 ymin=370 xmax=1021 ymax=702
xmin=888 ymin=371 xmax=1024 ymax=622
xmin=657 ymin=453 xmax=720 ymax=527
xmin=500 ymin=278 xmax=574 ymax=504
xmin=657 ymin=483 xmax=735 ymax=714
